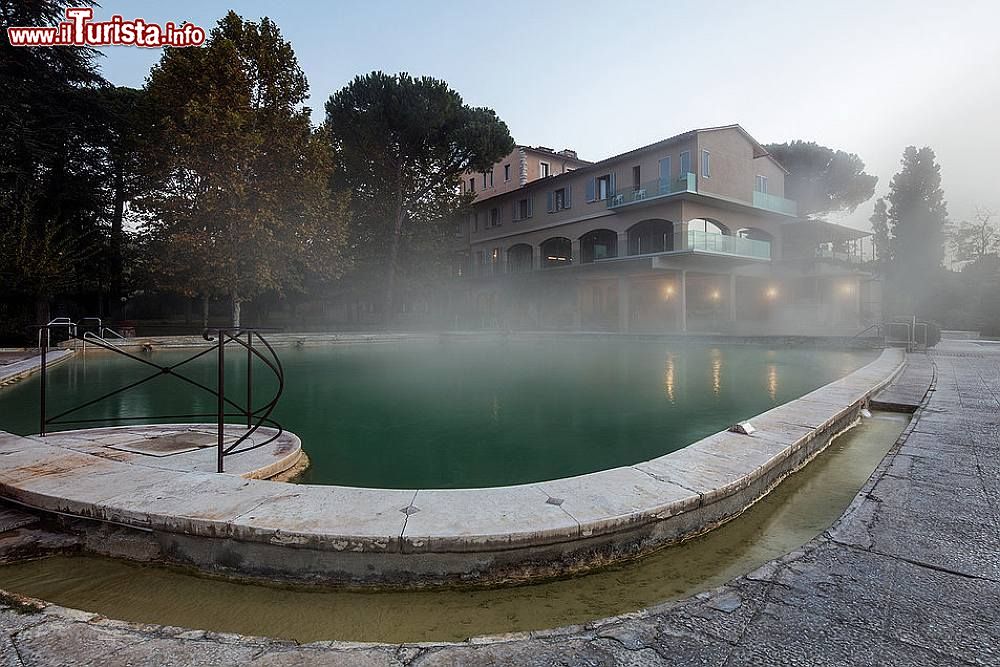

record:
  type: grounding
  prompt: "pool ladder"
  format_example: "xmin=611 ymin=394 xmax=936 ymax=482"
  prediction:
xmin=34 ymin=322 xmax=285 ymax=474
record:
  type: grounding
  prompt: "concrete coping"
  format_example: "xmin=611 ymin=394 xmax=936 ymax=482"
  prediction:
xmin=0 ymin=347 xmax=904 ymax=584
xmin=0 ymin=349 xmax=73 ymax=386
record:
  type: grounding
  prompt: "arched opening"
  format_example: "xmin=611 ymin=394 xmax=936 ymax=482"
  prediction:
xmin=579 ymin=229 xmax=618 ymax=263
xmin=688 ymin=218 xmax=731 ymax=235
xmin=540 ymin=237 xmax=572 ymax=268
xmin=507 ymin=244 xmax=533 ymax=273
xmin=737 ymin=227 xmax=773 ymax=243
xmin=627 ymin=219 xmax=674 ymax=256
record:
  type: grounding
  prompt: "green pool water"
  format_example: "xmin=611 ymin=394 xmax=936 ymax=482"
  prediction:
xmin=0 ymin=340 xmax=875 ymax=488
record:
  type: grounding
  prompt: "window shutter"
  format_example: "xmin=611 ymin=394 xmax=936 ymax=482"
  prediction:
xmin=565 ymin=185 xmax=572 ymax=208
xmin=547 ymin=191 xmax=554 ymax=213
xmin=527 ymin=196 xmax=533 ymax=217
xmin=610 ymin=172 xmax=616 ymax=194
xmin=586 ymin=178 xmax=595 ymax=202
xmin=511 ymin=201 xmax=518 ymax=222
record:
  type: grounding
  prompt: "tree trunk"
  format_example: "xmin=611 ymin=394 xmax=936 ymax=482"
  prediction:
xmin=383 ymin=204 xmax=405 ymax=329
xmin=35 ymin=298 xmax=49 ymax=328
xmin=110 ymin=165 xmax=125 ymax=319
xmin=231 ymin=292 xmax=242 ymax=329
xmin=201 ymin=295 xmax=210 ymax=330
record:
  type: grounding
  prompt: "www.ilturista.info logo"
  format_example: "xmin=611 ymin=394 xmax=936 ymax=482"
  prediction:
xmin=7 ymin=7 xmax=206 ymax=48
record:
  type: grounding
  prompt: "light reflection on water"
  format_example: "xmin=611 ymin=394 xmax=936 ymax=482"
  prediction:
xmin=710 ymin=347 xmax=722 ymax=395
xmin=768 ymin=363 xmax=779 ymax=401
xmin=663 ymin=352 xmax=675 ymax=403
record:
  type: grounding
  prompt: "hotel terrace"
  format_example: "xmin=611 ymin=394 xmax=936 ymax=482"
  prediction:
xmin=457 ymin=125 xmax=879 ymax=335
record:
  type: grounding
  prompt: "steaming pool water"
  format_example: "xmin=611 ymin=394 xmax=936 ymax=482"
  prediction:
xmin=0 ymin=339 xmax=876 ymax=488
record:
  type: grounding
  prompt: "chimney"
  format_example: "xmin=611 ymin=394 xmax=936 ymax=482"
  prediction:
xmin=558 ymin=149 xmax=578 ymax=159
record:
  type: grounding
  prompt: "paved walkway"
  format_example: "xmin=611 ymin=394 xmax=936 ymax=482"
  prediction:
xmin=0 ymin=347 xmax=997 ymax=665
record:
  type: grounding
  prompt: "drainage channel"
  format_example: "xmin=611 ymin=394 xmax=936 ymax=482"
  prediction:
xmin=0 ymin=412 xmax=909 ymax=644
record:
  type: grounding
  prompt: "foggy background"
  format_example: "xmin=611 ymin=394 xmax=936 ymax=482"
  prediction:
xmin=93 ymin=0 xmax=1000 ymax=238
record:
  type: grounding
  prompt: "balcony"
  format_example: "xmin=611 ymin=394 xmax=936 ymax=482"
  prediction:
xmin=606 ymin=173 xmax=696 ymax=208
xmin=687 ymin=230 xmax=771 ymax=260
xmin=815 ymin=247 xmax=865 ymax=264
xmin=752 ymin=190 xmax=798 ymax=216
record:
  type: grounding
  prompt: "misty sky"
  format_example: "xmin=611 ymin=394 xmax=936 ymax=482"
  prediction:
xmin=92 ymin=0 xmax=1000 ymax=234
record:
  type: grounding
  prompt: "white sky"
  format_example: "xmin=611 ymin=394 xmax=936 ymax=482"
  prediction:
xmin=96 ymin=0 xmax=1000 ymax=231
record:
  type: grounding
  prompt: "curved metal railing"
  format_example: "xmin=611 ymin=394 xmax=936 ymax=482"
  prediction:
xmin=35 ymin=323 xmax=284 ymax=473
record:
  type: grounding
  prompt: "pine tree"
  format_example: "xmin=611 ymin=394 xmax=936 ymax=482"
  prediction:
xmin=885 ymin=146 xmax=949 ymax=315
xmin=325 ymin=72 xmax=514 ymax=323
xmin=870 ymin=197 xmax=891 ymax=266
xmin=0 ymin=0 xmax=109 ymax=331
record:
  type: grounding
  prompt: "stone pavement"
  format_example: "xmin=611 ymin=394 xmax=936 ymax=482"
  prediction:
xmin=0 ymin=347 xmax=997 ymax=665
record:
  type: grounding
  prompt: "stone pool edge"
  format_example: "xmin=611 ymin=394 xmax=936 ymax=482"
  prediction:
xmin=0 ymin=349 xmax=73 ymax=387
xmin=0 ymin=348 xmax=903 ymax=587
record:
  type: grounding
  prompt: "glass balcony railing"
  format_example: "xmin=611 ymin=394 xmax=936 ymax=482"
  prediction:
xmin=687 ymin=230 xmax=771 ymax=259
xmin=752 ymin=190 xmax=798 ymax=216
xmin=606 ymin=173 xmax=696 ymax=208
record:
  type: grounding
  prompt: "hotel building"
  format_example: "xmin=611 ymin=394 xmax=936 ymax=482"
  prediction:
xmin=457 ymin=125 xmax=878 ymax=335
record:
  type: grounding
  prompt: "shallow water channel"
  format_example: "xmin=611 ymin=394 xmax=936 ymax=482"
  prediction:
xmin=0 ymin=412 xmax=908 ymax=643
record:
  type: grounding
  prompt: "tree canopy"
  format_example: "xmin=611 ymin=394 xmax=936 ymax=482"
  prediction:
xmin=764 ymin=140 xmax=877 ymax=218
xmin=325 ymin=72 xmax=514 ymax=321
xmin=0 ymin=0 xmax=111 ymax=332
xmin=139 ymin=11 xmax=348 ymax=327
xmin=949 ymin=207 xmax=998 ymax=265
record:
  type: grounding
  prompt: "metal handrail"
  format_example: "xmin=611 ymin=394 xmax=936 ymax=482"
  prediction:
xmin=35 ymin=324 xmax=284 ymax=473
xmin=848 ymin=322 xmax=883 ymax=341
xmin=38 ymin=318 xmax=76 ymax=349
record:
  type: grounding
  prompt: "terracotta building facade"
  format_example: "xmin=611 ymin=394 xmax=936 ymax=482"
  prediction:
xmin=455 ymin=125 xmax=879 ymax=335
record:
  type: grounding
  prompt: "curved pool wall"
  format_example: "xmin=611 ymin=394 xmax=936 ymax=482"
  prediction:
xmin=0 ymin=345 xmax=904 ymax=587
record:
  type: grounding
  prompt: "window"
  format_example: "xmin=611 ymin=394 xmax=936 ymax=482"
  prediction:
xmin=514 ymin=196 xmax=532 ymax=221
xmin=596 ymin=174 xmax=612 ymax=201
xmin=755 ymin=175 xmax=768 ymax=194
xmin=679 ymin=151 xmax=691 ymax=175
xmin=658 ymin=157 xmax=671 ymax=189
xmin=469 ymin=177 xmax=476 ymax=193
xmin=504 ymin=164 xmax=511 ymax=181
xmin=547 ymin=185 xmax=572 ymax=212
xmin=689 ymin=218 xmax=728 ymax=235
xmin=483 ymin=171 xmax=493 ymax=189
xmin=491 ymin=247 xmax=500 ymax=273
xmin=539 ymin=161 xmax=550 ymax=178
xmin=489 ymin=207 xmax=500 ymax=228
xmin=632 ymin=165 xmax=641 ymax=190
xmin=702 ymin=150 xmax=711 ymax=178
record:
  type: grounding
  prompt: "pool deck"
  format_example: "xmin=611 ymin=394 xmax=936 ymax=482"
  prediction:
xmin=15 ymin=425 xmax=304 ymax=480
xmin=0 ymin=350 xmax=73 ymax=387
xmin=1 ymin=345 xmax=999 ymax=663
xmin=0 ymin=348 xmax=904 ymax=587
